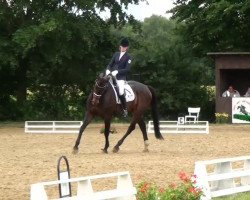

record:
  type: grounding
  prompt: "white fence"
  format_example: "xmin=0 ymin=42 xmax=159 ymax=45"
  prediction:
xmin=194 ymin=156 xmax=250 ymax=199
xmin=30 ymin=171 xmax=136 ymax=200
xmin=25 ymin=121 xmax=82 ymax=133
xmin=147 ymin=120 xmax=209 ymax=134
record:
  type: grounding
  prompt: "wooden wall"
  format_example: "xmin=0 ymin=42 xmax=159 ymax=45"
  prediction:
xmin=208 ymin=53 xmax=250 ymax=121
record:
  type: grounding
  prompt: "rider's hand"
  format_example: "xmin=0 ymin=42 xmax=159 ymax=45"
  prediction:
xmin=111 ymin=70 xmax=118 ymax=76
xmin=105 ymin=69 xmax=110 ymax=75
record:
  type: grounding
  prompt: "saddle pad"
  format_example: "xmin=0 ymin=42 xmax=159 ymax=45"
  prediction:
xmin=110 ymin=81 xmax=135 ymax=104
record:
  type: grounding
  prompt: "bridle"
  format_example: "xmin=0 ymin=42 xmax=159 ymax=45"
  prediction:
xmin=91 ymin=77 xmax=109 ymax=105
xmin=93 ymin=81 xmax=106 ymax=95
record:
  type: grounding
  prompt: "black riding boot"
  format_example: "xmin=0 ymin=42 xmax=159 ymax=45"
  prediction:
xmin=119 ymin=94 xmax=128 ymax=117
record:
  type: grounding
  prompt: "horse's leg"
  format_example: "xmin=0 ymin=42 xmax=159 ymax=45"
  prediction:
xmin=73 ymin=113 xmax=93 ymax=154
xmin=101 ymin=119 xmax=111 ymax=154
xmin=138 ymin=119 xmax=149 ymax=152
xmin=113 ymin=120 xmax=136 ymax=153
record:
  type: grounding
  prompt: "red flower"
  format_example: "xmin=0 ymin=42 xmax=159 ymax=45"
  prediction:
xmin=179 ymin=171 xmax=190 ymax=182
xmin=188 ymin=187 xmax=202 ymax=196
xmin=189 ymin=187 xmax=196 ymax=194
xmin=169 ymin=183 xmax=176 ymax=188
xmin=159 ymin=187 xmax=165 ymax=193
xmin=140 ymin=182 xmax=150 ymax=193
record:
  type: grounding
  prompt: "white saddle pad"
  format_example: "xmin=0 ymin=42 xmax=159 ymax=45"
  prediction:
xmin=110 ymin=81 xmax=135 ymax=104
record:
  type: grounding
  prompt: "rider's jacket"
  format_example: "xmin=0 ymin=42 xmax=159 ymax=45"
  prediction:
xmin=106 ymin=52 xmax=132 ymax=80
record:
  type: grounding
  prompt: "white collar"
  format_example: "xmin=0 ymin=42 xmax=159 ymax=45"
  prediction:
xmin=119 ymin=52 xmax=126 ymax=60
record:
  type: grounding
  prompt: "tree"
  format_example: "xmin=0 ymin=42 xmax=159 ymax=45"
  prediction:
xmin=170 ymin=0 xmax=250 ymax=55
xmin=118 ymin=16 xmax=214 ymax=119
xmin=0 ymin=0 xmax=143 ymax=120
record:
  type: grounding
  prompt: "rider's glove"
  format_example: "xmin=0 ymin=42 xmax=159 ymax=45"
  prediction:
xmin=111 ymin=70 xmax=118 ymax=76
xmin=105 ymin=69 xmax=111 ymax=75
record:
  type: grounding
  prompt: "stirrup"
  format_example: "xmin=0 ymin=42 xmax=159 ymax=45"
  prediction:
xmin=122 ymin=109 xmax=128 ymax=118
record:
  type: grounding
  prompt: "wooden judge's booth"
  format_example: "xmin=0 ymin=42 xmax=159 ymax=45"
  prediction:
xmin=208 ymin=52 xmax=250 ymax=123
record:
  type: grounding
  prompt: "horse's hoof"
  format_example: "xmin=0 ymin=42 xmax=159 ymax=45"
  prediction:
xmin=72 ymin=147 xmax=79 ymax=154
xmin=159 ymin=136 xmax=164 ymax=140
xmin=102 ymin=149 xmax=108 ymax=154
xmin=113 ymin=146 xmax=119 ymax=153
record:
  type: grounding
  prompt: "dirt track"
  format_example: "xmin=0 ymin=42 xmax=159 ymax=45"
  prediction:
xmin=0 ymin=123 xmax=250 ymax=199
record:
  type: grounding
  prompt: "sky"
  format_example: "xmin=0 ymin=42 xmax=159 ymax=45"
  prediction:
xmin=127 ymin=0 xmax=175 ymax=21
xmin=99 ymin=0 xmax=175 ymax=21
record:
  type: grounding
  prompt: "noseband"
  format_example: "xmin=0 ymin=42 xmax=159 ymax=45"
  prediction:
xmin=92 ymin=78 xmax=108 ymax=104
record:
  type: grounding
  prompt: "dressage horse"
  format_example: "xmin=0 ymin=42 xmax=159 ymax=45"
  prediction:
xmin=73 ymin=73 xmax=164 ymax=153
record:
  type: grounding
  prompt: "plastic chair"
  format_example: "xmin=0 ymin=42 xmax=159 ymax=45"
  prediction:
xmin=185 ymin=107 xmax=200 ymax=123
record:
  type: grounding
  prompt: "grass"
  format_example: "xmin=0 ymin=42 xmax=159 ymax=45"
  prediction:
xmin=214 ymin=192 xmax=250 ymax=200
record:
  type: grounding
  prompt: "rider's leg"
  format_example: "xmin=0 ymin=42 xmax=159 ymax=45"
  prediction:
xmin=117 ymin=80 xmax=128 ymax=117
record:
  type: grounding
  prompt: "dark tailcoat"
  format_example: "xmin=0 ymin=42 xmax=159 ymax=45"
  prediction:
xmin=107 ymin=52 xmax=131 ymax=80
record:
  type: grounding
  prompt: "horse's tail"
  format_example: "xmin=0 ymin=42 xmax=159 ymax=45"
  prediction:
xmin=147 ymin=85 xmax=164 ymax=140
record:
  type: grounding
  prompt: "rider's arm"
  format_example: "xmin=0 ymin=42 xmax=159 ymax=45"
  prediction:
xmin=117 ymin=55 xmax=131 ymax=75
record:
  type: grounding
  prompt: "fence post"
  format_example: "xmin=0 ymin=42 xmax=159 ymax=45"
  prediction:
xmin=53 ymin=121 xmax=55 ymax=133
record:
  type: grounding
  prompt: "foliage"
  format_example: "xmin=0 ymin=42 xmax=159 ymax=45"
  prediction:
xmin=0 ymin=95 xmax=21 ymax=120
xmin=215 ymin=112 xmax=229 ymax=124
xmin=136 ymin=171 xmax=203 ymax=200
xmin=121 ymin=16 xmax=214 ymax=120
xmin=170 ymin=0 xmax=250 ymax=55
xmin=23 ymin=85 xmax=85 ymax=120
xmin=1 ymin=1 xmax=221 ymax=121
xmin=0 ymin=0 xmax=143 ymax=120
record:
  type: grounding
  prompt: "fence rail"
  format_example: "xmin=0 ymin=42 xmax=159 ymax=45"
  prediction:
xmin=194 ymin=156 xmax=250 ymax=199
xmin=25 ymin=121 xmax=82 ymax=133
xmin=30 ymin=171 xmax=136 ymax=200
xmin=147 ymin=120 xmax=209 ymax=134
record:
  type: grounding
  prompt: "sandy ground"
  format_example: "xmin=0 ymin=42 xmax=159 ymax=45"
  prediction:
xmin=0 ymin=123 xmax=250 ymax=199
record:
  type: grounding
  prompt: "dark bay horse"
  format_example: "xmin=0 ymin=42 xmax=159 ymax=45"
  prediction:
xmin=73 ymin=73 xmax=164 ymax=153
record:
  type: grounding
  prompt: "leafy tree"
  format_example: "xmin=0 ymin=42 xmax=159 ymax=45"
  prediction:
xmin=170 ymin=0 xmax=250 ymax=54
xmin=0 ymin=0 xmax=143 ymax=120
xmin=119 ymin=16 xmax=214 ymax=120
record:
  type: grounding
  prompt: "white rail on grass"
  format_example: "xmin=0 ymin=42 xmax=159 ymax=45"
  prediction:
xmin=25 ymin=121 xmax=82 ymax=133
xmin=147 ymin=120 xmax=209 ymax=134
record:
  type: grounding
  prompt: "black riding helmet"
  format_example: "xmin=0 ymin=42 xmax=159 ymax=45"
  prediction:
xmin=120 ymin=38 xmax=129 ymax=47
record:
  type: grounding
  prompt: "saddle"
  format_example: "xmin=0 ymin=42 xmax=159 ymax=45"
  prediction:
xmin=109 ymin=79 xmax=135 ymax=104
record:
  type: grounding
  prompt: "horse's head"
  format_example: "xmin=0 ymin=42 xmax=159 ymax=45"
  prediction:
xmin=91 ymin=73 xmax=110 ymax=106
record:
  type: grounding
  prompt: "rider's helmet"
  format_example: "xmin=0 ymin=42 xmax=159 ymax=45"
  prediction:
xmin=120 ymin=38 xmax=129 ymax=47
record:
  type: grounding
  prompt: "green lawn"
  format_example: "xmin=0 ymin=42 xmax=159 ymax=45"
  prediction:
xmin=214 ymin=192 xmax=250 ymax=200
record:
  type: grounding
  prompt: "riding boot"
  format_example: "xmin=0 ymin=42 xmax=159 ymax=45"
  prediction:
xmin=119 ymin=94 xmax=128 ymax=117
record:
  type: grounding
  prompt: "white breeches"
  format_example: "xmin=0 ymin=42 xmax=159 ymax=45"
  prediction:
xmin=117 ymin=80 xmax=125 ymax=95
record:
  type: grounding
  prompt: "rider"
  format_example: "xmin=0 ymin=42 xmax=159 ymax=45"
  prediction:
xmin=105 ymin=37 xmax=132 ymax=117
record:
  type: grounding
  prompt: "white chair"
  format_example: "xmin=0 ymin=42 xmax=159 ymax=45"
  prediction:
xmin=185 ymin=107 xmax=200 ymax=123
